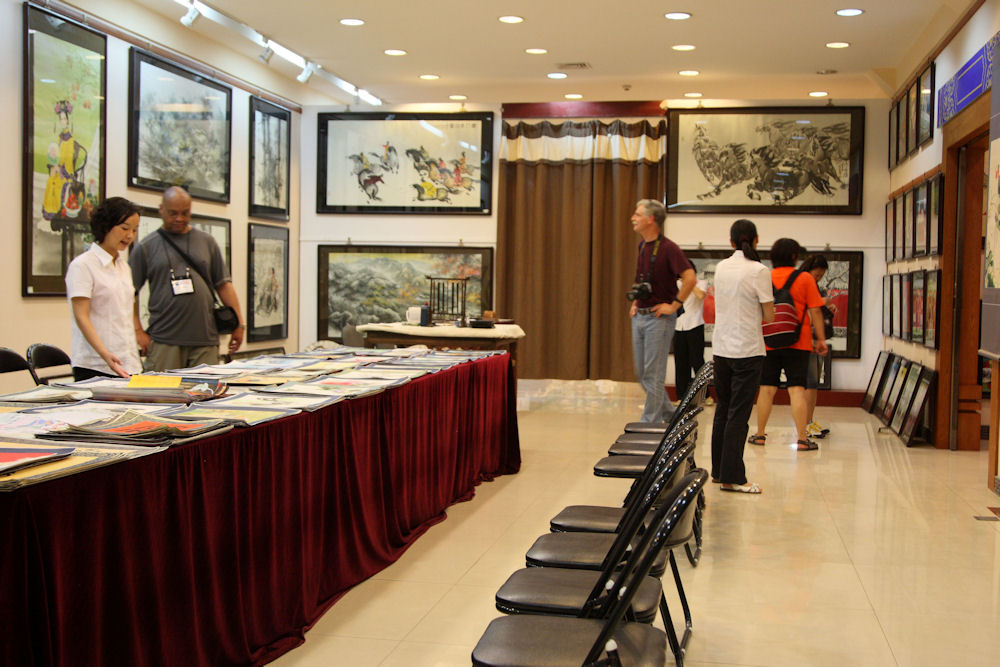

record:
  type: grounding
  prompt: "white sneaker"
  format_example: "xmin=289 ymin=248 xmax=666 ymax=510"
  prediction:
xmin=807 ymin=421 xmax=830 ymax=438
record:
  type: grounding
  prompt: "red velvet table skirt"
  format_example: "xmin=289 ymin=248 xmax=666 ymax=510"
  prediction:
xmin=0 ymin=354 xmax=520 ymax=666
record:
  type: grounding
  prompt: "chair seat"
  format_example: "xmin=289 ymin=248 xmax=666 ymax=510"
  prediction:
xmin=526 ymin=532 xmax=667 ymax=578
xmin=614 ymin=431 xmax=665 ymax=446
xmin=550 ymin=505 xmax=624 ymax=533
xmin=608 ymin=440 xmax=659 ymax=456
xmin=594 ymin=454 xmax=652 ymax=478
xmin=495 ymin=567 xmax=662 ymax=623
xmin=623 ymin=420 xmax=668 ymax=434
xmin=472 ymin=614 xmax=667 ymax=667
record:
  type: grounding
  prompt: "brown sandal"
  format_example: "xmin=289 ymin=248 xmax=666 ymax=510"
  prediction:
xmin=747 ymin=434 xmax=766 ymax=446
xmin=796 ymin=438 xmax=819 ymax=451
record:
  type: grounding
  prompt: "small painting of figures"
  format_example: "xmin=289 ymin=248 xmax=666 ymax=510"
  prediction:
xmin=249 ymin=97 xmax=290 ymax=221
xmin=318 ymin=112 xmax=493 ymax=214
xmin=668 ymin=107 xmax=864 ymax=215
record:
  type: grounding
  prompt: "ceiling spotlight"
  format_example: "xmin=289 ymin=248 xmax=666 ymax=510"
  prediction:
xmin=809 ymin=91 xmax=828 ymax=97
xmin=679 ymin=70 xmax=699 ymax=76
xmin=498 ymin=15 xmax=524 ymax=24
xmin=179 ymin=6 xmax=199 ymax=27
xmin=339 ymin=18 xmax=365 ymax=26
xmin=296 ymin=63 xmax=315 ymax=83
xmin=836 ymin=8 xmax=863 ymax=17
xmin=419 ymin=74 xmax=440 ymax=80
xmin=384 ymin=49 xmax=407 ymax=56
xmin=826 ymin=41 xmax=850 ymax=49
xmin=258 ymin=46 xmax=274 ymax=64
xmin=449 ymin=94 xmax=468 ymax=101
xmin=672 ymin=44 xmax=696 ymax=51
xmin=525 ymin=48 xmax=548 ymax=55
xmin=664 ymin=12 xmax=692 ymax=20
xmin=684 ymin=92 xmax=702 ymax=98
xmin=547 ymin=72 xmax=568 ymax=79
xmin=565 ymin=93 xmax=583 ymax=99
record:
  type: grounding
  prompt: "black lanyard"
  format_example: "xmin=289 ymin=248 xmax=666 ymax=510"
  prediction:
xmin=639 ymin=236 xmax=662 ymax=281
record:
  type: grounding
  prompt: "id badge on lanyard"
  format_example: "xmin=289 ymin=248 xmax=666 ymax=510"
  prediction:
xmin=170 ymin=267 xmax=194 ymax=295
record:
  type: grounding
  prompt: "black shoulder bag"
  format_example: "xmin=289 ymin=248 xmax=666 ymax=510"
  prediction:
xmin=156 ymin=229 xmax=241 ymax=334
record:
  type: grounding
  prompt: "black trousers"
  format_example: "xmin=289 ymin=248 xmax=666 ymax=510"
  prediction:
xmin=710 ymin=355 xmax=764 ymax=484
xmin=674 ymin=325 xmax=705 ymax=401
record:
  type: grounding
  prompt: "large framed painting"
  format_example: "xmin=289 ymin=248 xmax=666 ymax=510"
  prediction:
xmin=316 ymin=111 xmax=494 ymax=214
xmin=917 ymin=63 xmax=935 ymax=147
xmin=249 ymin=97 xmax=290 ymax=221
xmin=22 ymin=5 xmax=106 ymax=296
xmin=925 ymin=269 xmax=940 ymax=349
xmin=891 ymin=273 xmax=902 ymax=339
xmin=885 ymin=201 xmax=895 ymax=263
xmin=911 ymin=270 xmax=925 ymax=345
xmin=128 ymin=48 xmax=232 ymax=202
xmin=906 ymin=82 xmax=919 ymax=155
xmin=666 ymin=106 xmax=865 ymax=214
xmin=895 ymin=101 xmax=906 ymax=167
xmin=890 ymin=363 xmax=924 ymax=434
xmin=862 ymin=350 xmax=892 ymax=413
xmin=900 ymin=370 xmax=935 ymax=445
xmin=317 ymin=245 xmax=494 ymax=341
xmin=247 ymin=224 xmax=289 ymax=342
xmin=929 ymin=174 xmax=942 ymax=255
xmin=913 ymin=181 xmax=928 ymax=256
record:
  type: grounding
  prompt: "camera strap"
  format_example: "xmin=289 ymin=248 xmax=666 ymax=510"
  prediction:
xmin=639 ymin=235 xmax=662 ymax=281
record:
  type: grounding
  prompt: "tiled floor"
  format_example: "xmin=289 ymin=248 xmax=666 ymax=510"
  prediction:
xmin=272 ymin=381 xmax=1000 ymax=666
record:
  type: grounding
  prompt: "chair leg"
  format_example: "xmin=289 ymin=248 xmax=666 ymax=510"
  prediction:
xmin=669 ymin=549 xmax=694 ymax=648
xmin=685 ymin=490 xmax=705 ymax=566
xmin=659 ymin=591 xmax=685 ymax=666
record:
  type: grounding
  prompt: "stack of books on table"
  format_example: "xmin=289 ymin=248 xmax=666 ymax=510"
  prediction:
xmin=0 ymin=444 xmax=75 ymax=475
xmin=0 ymin=437 xmax=166 ymax=491
xmin=158 ymin=404 xmax=300 ymax=427
xmin=37 ymin=409 xmax=231 ymax=446
xmin=0 ymin=385 xmax=92 ymax=403
xmin=53 ymin=376 xmax=226 ymax=403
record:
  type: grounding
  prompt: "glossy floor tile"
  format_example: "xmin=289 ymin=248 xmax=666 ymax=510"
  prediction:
xmin=272 ymin=383 xmax=1000 ymax=666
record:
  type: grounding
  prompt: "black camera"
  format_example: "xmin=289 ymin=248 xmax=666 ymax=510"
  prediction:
xmin=626 ymin=282 xmax=653 ymax=301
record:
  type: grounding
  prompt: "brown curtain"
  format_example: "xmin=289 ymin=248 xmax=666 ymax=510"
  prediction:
xmin=497 ymin=120 xmax=668 ymax=380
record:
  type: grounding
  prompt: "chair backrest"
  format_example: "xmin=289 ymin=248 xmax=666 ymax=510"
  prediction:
xmin=0 ymin=347 xmax=30 ymax=374
xmin=582 ymin=469 xmax=709 ymax=664
xmin=621 ymin=411 xmax=701 ymax=508
xmin=26 ymin=343 xmax=73 ymax=385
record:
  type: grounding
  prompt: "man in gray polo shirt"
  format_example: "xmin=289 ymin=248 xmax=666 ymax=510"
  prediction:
xmin=131 ymin=187 xmax=244 ymax=371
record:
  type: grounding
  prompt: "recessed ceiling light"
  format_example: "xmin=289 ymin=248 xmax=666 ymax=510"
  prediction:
xmin=809 ymin=91 xmax=828 ymax=97
xmin=826 ymin=41 xmax=850 ymax=49
xmin=816 ymin=69 xmax=838 ymax=75
xmin=525 ymin=48 xmax=548 ymax=55
xmin=419 ymin=74 xmax=440 ymax=80
xmin=672 ymin=44 xmax=696 ymax=51
xmin=664 ymin=12 xmax=692 ymax=20
xmin=498 ymin=15 xmax=523 ymax=24
xmin=450 ymin=94 xmax=468 ymax=101
xmin=836 ymin=8 xmax=863 ymax=17
xmin=547 ymin=72 xmax=568 ymax=79
xmin=384 ymin=49 xmax=407 ymax=56
xmin=565 ymin=93 xmax=583 ymax=99
xmin=684 ymin=92 xmax=702 ymax=98
xmin=339 ymin=18 xmax=364 ymax=26
xmin=679 ymin=70 xmax=699 ymax=76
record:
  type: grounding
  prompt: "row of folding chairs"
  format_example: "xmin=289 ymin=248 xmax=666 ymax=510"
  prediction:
xmin=0 ymin=343 xmax=73 ymax=385
xmin=472 ymin=361 xmax=714 ymax=666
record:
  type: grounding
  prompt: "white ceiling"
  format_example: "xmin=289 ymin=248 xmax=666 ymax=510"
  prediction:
xmin=133 ymin=0 xmax=977 ymax=106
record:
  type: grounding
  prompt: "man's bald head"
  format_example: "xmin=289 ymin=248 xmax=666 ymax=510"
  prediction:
xmin=159 ymin=186 xmax=192 ymax=234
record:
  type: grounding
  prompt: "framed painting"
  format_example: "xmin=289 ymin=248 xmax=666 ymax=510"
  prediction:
xmin=917 ymin=63 xmax=935 ymax=146
xmin=862 ymin=350 xmax=892 ymax=412
xmin=890 ymin=363 xmax=924 ymax=434
xmin=895 ymin=101 xmax=906 ymax=166
xmin=128 ymin=48 xmax=232 ymax=202
xmin=249 ymin=97 xmax=290 ymax=221
xmin=891 ymin=273 xmax=901 ymax=339
xmin=900 ymin=370 xmax=935 ymax=445
xmin=882 ymin=274 xmax=891 ymax=336
xmin=901 ymin=272 xmax=912 ymax=341
xmin=910 ymin=270 xmax=925 ymax=345
xmin=894 ymin=195 xmax=905 ymax=260
xmin=902 ymin=190 xmax=913 ymax=259
xmin=888 ymin=103 xmax=897 ymax=169
xmin=906 ymin=82 xmax=918 ymax=155
xmin=134 ymin=207 xmax=231 ymax=330
xmin=913 ymin=181 xmax=928 ymax=256
xmin=317 ymin=245 xmax=494 ymax=341
xmin=247 ymin=224 xmax=289 ymax=342
xmin=928 ymin=174 xmax=942 ymax=255
xmin=885 ymin=200 xmax=895 ymax=262
xmin=317 ymin=111 xmax=494 ymax=214
xmin=880 ymin=358 xmax=911 ymax=425
xmin=924 ymin=269 xmax=940 ymax=349
xmin=666 ymin=106 xmax=865 ymax=214
xmin=22 ymin=5 xmax=106 ymax=296
xmin=874 ymin=354 xmax=903 ymax=419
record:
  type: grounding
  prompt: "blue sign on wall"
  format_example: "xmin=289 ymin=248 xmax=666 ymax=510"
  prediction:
xmin=937 ymin=31 xmax=1000 ymax=127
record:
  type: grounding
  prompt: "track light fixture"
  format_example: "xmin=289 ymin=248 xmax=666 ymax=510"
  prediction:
xmin=296 ymin=63 xmax=316 ymax=83
xmin=179 ymin=6 xmax=200 ymax=27
xmin=258 ymin=46 xmax=273 ymax=64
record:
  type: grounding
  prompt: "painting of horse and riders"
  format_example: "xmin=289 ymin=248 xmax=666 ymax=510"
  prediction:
xmin=317 ymin=112 xmax=493 ymax=214
xmin=668 ymin=107 xmax=864 ymax=215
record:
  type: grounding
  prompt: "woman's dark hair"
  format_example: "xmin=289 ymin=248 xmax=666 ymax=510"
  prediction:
xmin=90 ymin=197 xmax=141 ymax=243
xmin=770 ymin=238 xmax=804 ymax=267
xmin=799 ymin=254 xmax=829 ymax=272
xmin=729 ymin=218 xmax=760 ymax=261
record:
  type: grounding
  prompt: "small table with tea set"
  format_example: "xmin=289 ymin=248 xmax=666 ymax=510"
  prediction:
xmin=356 ymin=322 xmax=526 ymax=376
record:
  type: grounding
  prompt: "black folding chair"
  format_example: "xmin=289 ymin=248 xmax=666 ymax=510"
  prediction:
xmin=26 ymin=343 xmax=73 ymax=385
xmin=0 ymin=347 xmax=30 ymax=375
xmin=622 ymin=359 xmax=714 ymax=435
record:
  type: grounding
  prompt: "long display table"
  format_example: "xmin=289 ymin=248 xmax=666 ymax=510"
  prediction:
xmin=0 ymin=354 xmax=519 ymax=666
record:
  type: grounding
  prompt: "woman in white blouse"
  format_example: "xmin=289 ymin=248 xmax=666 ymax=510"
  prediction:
xmin=65 ymin=197 xmax=143 ymax=380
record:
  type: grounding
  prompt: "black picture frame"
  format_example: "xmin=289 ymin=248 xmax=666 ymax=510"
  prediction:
xmin=22 ymin=5 xmax=107 ymax=296
xmin=901 ymin=272 xmax=912 ymax=341
xmin=913 ymin=181 xmax=928 ymax=256
xmin=900 ymin=370 xmax=935 ymax=445
xmin=880 ymin=358 xmax=912 ymax=425
xmin=666 ymin=106 xmax=865 ymax=214
xmin=925 ymin=269 xmax=940 ymax=349
xmin=891 ymin=273 xmax=902 ymax=338
xmin=929 ymin=173 xmax=943 ymax=255
xmin=895 ymin=101 xmax=906 ymax=166
xmin=902 ymin=190 xmax=913 ymax=259
xmin=316 ymin=111 xmax=494 ymax=215
xmin=128 ymin=48 xmax=232 ymax=202
xmin=883 ymin=274 xmax=892 ymax=336
xmin=917 ymin=63 xmax=935 ymax=146
xmin=885 ymin=200 xmax=895 ymax=262
xmin=891 ymin=362 xmax=924 ymax=433
xmin=894 ymin=195 xmax=905 ymax=260
xmin=317 ymin=245 xmax=495 ymax=341
xmin=888 ymin=103 xmax=897 ymax=169
xmin=907 ymin=82 xmax=919 ymax=155
xmin=862 ymin=350 xmax=892 ymax=412
xmin=911 ymin=270 xmax=925 ymax=345
xmin=874 ymin=354 xmax=903 ymax=419
xmin=249 ymin=97 xmax=291 ymax=221
xmin=247 ymin=224 xmax=289 ymax=342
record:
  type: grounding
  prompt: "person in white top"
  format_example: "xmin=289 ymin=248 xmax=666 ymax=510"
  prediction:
xmin=710 ymin=219 xmax=775 ymax=494
xmin=64 ymin=197 xmax=143 ymax=380
xmin=674 ymin=276 xmax=707 ymax=400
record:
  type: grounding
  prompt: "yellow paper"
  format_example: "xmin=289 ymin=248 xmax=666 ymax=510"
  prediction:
xmin=127 ymin=375 xmax=182 ymax=388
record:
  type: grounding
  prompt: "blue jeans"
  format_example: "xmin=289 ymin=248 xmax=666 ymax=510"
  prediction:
xmin=631 ymin=311 xmax=677 ymax=423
